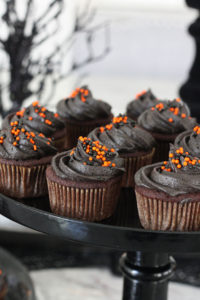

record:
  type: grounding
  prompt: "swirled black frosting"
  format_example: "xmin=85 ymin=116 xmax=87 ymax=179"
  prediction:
xmin=138 ymin=99 xmax=196 ymax=134
xmin=88 ymin=115 xmax=155 ymax=154
xmin=52 ymin=137 xmax=125 ymax=182
xmin=56 ymin=86 xmax=112 ymax=121
xmin=3 ymin=101 xmax=64 ymax=137
xmin=174 ymin=125 xmax=200 ymax=157
xmin=0 ymin=121 xmax=57 ymax=160
xmin=126 ymin=89 xmax=158 ymax=120
xmin=135 ymin=144 xmax=200 ymax=196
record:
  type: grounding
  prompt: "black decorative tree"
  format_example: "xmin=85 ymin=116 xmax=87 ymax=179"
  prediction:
xmin=0 ymin=0 xmax=110 ymax=116
xmin=180 ymin=0 xmax=200 ymax=120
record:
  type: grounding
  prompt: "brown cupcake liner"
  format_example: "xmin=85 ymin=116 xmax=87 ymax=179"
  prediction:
xmin=0 ymin=159 xmax=51 ymax=199
xmin=120 ymin=148 xmax=155 ymax=187
xmin=152 ymin=139 xmax=172 ymax=163
xmin=52 ymin=136 xmax=65 ymax=152
xmin=46 ymin=167 xmax=122 ymax=221
xmin=150 ymin=131 xmax=178 ymax=163
xmin=64 ymin=115 xmax=113 ymax=149
xmin=135 ymin=191 xmax=200 ymax=231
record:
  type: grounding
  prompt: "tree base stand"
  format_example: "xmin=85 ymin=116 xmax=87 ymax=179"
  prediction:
xmin=120 ymin=252 xmax=176 ymax=300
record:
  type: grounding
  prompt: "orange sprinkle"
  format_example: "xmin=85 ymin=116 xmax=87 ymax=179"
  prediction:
xmin=13 ymin=142 xmax=17 ymax=146
xmin=32 ymin=101 xmax=39 ymax=106
xmin=54 ymin=113 xmax=59 ymax=118
xmin=181 ymin=113 xmax=186 ymax=119
xmin=33 ymin=145 xmax=37 ymax=151
xmin=183 ymin=162 xmax=187 ymax=166
xmin=110 ymin=148 xmax=115 ymax=152
xmin=177 ymin=164 xmax=181 ymax=169
xmin=89 ymin=157 xmax=93 ymax=161
xmin=112 ymin=163 xmax=116 ymax=167
xmin=168 ymin=118 xmax=173 ymax=123
xmin=163 ymin=161 xmax=167 ymax=165
xmin=169 ymin=153 xmax=173 ymax=158
xmin=29 ymin=116 xmax=33 ymax=121
xmin=135 ymin=90 xmax=146 ymax=99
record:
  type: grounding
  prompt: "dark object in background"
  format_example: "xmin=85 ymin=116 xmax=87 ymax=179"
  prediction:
xmin=180 ymin=0 xmax=200 ymax=121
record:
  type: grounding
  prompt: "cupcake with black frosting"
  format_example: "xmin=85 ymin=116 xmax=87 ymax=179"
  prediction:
xmin=0 ymin=120 xmax=56 ymax=198
xmin=3 ymin=101 xmax=65 ymax=151
xmin=126 ymin=89 xmax=158 ymax=121
xmin=56 ymin=86 xmax=113 ymax=149
xmin=138 ymin=98 xmax=196 ymax=162
xmin=174 ymin=125 xmax=200 ymax=157
xmin=135 ymin=145 xmax=200 ymax=231
xmin=88 ymin=115 xmax=155 ymax=187
xmin=46 ymin=137 xmax=124 ymax=221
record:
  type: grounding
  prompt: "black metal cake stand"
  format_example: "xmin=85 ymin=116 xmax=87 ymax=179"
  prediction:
xmin=0 ymin=188 xmax=200 ymax=300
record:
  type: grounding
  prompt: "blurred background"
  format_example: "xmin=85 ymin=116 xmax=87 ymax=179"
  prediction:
xmin=0 ymin=0 xmax=199 ymax=299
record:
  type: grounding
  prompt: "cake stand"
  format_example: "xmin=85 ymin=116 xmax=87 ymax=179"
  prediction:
xmin=0 ymin=188 xmax=200 ymax=300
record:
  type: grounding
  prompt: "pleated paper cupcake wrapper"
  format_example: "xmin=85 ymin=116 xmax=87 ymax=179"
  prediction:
xmin=0 ymin=163 xmax=48 ymax=199
xmin=52 ymin=136 xmax=65 ymax=152
xmin=64 ymin=118 xmax=112 ymax=150
xmin=47 ymin=175 xmax=122 ymax=221
xmin=153 ymin=139 xmax=175 ymax=163
xmin=136 ymin=191 xmax=200 ymax=231
xmin=120 ymin=148 xmax=155 ymax=188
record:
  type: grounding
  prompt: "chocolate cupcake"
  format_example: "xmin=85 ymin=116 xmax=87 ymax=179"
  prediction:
xmin=88 ymin=115 xmax=155 ymax=187
xmin=135 ymin=145 xmax=200 ymax=231
xmin=126 ymin=89 xmax=158 ymax=121
xmin=138 ymin=98 xmax=196 ymax=162
xmin=0 ymin=120 xmax=56 ymax=198
xmin=3 ymin=101 xmax=65 ymax=151
xmin=174 ymin=125 xmax=200 ymax=156
xmin=56 ymin=86 xmax=112 ymax=149
xmin=46 ymin=137 xmax=124 ymax=221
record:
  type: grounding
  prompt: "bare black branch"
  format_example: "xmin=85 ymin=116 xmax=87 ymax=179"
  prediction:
xmin=0 ymin=0 xmax=110 ymax=116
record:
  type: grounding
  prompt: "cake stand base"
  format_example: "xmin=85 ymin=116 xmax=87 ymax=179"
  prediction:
xmin=120 ymin=252 xmax=176 ymax=300
xmin=0 ymin=247 xmax=36 ymax=300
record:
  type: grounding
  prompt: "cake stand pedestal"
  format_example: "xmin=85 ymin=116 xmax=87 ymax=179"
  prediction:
xmin=0 ymin=188 xmax=199 ymax=300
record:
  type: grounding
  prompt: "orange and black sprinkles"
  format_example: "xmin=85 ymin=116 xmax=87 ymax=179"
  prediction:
xmin=70 ymin=137 xmax=116 ymax=167
xmin=69 ymin=87 xmax=89 ymax=103
xmin=15 ymin=101 xmax=59 ymax=125
xmin=99 ymin=114 xmax=134 ymax=133
xmin=6 ymin=120 xmax=52 ymax=150
xmin=193 ymin=125 xmax=200 ymax=135
xmin=135 ymin=90 xmax=147 ymax=99
xmin=151 ymin=98 xmax=188 ymax=124
xmin=160 ymin=147 xmax=200 ymax=172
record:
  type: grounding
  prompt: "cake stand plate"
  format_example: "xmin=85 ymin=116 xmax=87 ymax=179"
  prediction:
xmin=0 ymin=188 xmax=199 ymax=300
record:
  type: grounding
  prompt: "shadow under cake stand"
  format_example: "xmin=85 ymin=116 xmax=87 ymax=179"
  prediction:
xmin=0 ymin=188 xmax=200 ymax=300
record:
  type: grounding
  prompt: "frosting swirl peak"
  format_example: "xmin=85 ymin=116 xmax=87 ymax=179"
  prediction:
xmin=3 ymin=101 xmax=65 ymax=137
xmin=135 ymin=144 xmax=200 ymax=196
xmin=88 ymin=114 xmax=155 ymax=153
xmin=126 ymin=89 xmax=158 ymax=120
xmin=0 ymin=120 xmax=57 ymax=160
xmin=56 ymin=85 xmax=112 ymax=121
xmin=174 ymin=125 xmax=200 ymax=157
xmin=138 ymin=98 xmax=196 ymax=134
xmin=52 ymin=137 xmax=124 ymax=181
